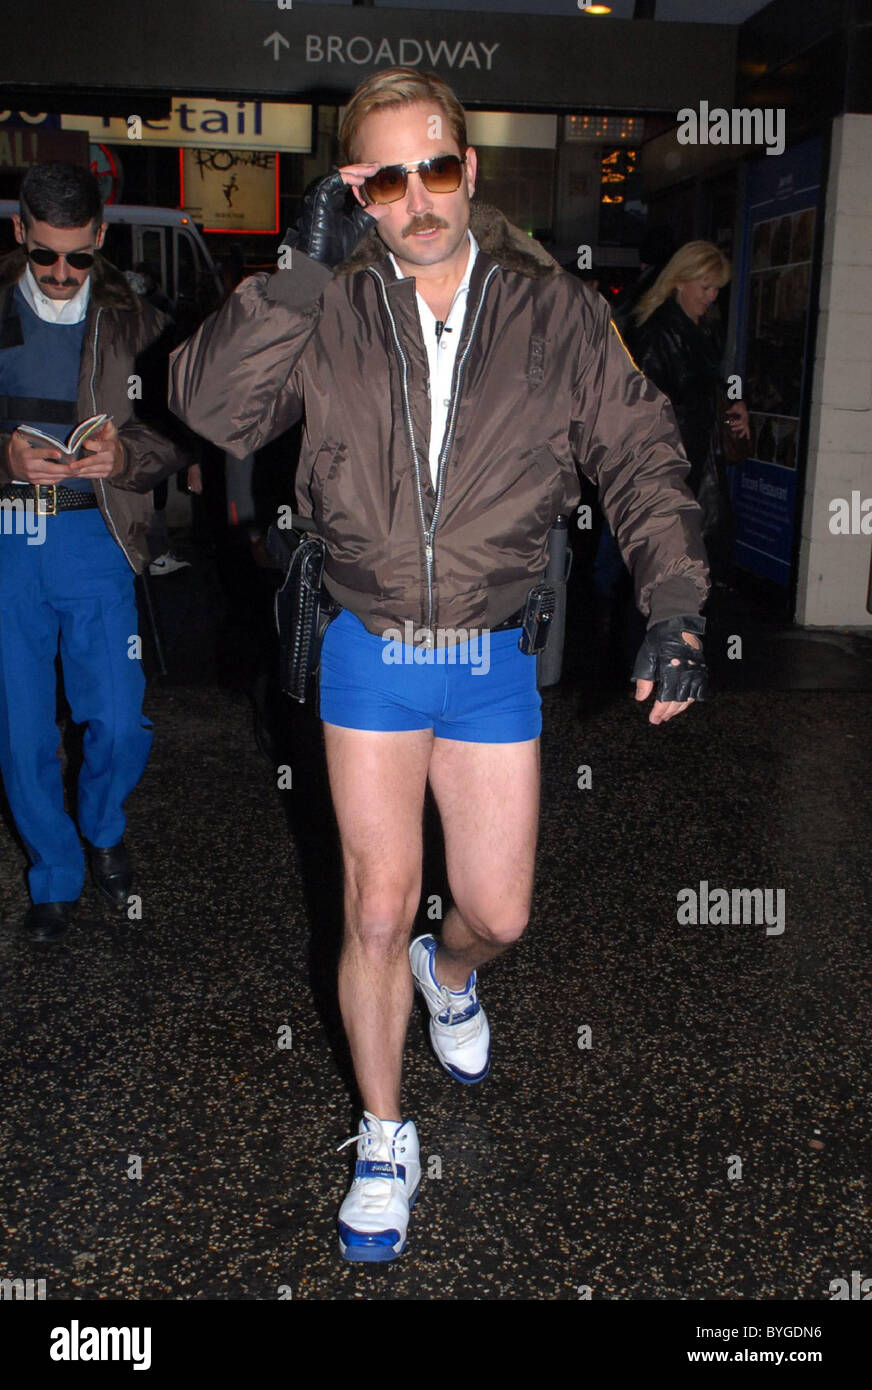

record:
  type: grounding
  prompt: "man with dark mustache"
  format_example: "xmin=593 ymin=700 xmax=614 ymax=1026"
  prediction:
xmin=0 ymin=162 xmax=188 ymax=942
xmin=171 ymin=68 xmax=709 ymax=1262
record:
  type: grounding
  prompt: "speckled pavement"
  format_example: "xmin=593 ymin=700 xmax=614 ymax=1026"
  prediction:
xmin=1 ymin=558 xmax=870 ymax=1302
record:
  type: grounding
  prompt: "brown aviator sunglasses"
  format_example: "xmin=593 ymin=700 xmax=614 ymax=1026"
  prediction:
xmin=362 ymin=154 xmax=468 ymax=205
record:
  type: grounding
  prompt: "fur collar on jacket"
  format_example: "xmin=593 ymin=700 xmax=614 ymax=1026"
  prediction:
xmin=0 ymin=246 xmax=142 ymax=312
xmin=335 ymin=200 xmax=560 ymax=281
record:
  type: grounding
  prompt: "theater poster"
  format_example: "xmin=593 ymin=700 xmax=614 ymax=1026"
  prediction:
xmin=179 ymin=147 xmax=279 ymax=234
xmin=731 ymin=136 xmax=823 ymax=586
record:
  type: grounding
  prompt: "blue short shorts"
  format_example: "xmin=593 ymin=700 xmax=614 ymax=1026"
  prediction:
xmin=319 ymin=609 xmax=542 ymax=743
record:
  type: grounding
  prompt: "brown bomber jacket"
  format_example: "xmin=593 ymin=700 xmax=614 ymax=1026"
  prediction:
xmin=170 ymin=200 xmax=709 ymax=635
xmin=0 ymin=248 xmax=190 ymax=573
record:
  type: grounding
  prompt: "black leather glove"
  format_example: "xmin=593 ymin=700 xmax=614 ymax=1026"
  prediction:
xmin=286 ymin=169 xmax=376 ymax=268
xmin=631 ymin=614 xmax=707 ymax=703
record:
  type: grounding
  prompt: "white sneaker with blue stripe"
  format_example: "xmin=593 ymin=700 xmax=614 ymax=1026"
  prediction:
xmin=409 ymin=933 xmax=491 ymax=1084
xmin=337 ymin=1112 xmax=421 ymax=1262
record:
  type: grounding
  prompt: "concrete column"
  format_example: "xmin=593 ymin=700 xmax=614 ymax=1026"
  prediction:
xmin=552 ymin=141 xmax=601 ymax=261
xmin=796 ymin=114 xmax=872 ymax=628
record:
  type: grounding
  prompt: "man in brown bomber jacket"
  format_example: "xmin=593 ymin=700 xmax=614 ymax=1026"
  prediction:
xmin=170 ymin=68 xmax=710 ymax=1264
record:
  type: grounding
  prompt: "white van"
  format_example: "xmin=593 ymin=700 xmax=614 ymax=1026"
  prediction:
xmin=0 ymin=200 xmax=224 ymax=324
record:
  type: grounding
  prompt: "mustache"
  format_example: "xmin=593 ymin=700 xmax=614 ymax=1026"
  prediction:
xmin=402 ymin=216 xmax=449 ymax=237
xmin=39 ymin=276 xmax=79 ymax=287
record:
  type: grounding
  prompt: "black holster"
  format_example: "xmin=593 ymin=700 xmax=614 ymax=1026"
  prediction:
xmin=536 ymin=515 xmax=572 ymax=689
xmin=266 ymin=521 xmax=340 ymax=703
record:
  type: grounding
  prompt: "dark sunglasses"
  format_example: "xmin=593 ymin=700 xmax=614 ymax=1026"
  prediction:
xmin=26 ymin=245 xmax=96 ymax=270
xmin=362 ymin=154 xmax=467 ymax=205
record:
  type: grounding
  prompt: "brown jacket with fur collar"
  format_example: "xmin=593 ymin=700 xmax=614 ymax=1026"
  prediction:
xmin=171 ymin=200 xmax=709 ymax=635
xmin=0 ymin=247 xmax=190 ymax=573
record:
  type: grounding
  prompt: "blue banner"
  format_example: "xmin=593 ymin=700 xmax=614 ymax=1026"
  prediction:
xmin=731 ymin=135 xmax=823 ymax=585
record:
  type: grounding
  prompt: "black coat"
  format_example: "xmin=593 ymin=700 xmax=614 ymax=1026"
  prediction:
xmin=630 ymin=295 xmax=732 ymax=572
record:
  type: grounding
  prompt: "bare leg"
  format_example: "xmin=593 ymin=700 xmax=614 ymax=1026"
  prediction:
xmin=324 ymin=724 xmax=433 ymax=1120
xmin=427 ymin=737 xmax=540 ymax=991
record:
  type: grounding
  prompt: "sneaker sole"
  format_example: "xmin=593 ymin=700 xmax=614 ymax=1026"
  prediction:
xmin=338 ymin=1182 xmax=420 ymax=1263
xmin=440 ymin=1055 xmax=491 ymax=1085
xmin=339 ymin=1235 xmax=407 ymax=1263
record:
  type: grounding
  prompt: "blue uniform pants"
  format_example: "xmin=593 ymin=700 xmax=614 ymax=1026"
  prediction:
xmin=0 ymin=509 xmax=153 ymax=904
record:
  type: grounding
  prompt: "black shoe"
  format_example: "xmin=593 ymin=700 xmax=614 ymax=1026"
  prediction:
xmin=87 ymin=840 xmax=132 ymax=909
xmin=24 ymin=900 xmax=75 ymax=944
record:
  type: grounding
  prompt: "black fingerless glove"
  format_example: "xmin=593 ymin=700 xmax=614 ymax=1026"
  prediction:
xmin=288 ymin=169 xmax=376 ymax=268
xmin=632 ymin=614 xmax=708 ymax=703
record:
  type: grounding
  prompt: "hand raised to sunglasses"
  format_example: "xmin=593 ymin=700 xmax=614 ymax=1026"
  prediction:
xmin=289 ymin=166 xmax=390 ymax=269
xmin=336 ymin=162 xmax=395 ymax=208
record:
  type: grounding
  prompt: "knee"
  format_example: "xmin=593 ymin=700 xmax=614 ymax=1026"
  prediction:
xmin=90 ymin=708 xmax=151 ymax=751
xmin=461 ymin=902 xmax=530 ymax=949
xmin=346 ymin=879 xmax=419 ymax=954
xmin=124 ymin=714 xmax=153 ymax=748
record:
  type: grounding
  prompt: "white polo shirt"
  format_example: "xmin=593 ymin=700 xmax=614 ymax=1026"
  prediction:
xmin=388 ymin=228 xmax=479 ymax=488
xmin=18 ymin=262 xmax=91 ymax=324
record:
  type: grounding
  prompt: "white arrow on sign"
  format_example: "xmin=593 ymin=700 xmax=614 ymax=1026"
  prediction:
xmin=264 ymin=32 xmax=290 ymax=61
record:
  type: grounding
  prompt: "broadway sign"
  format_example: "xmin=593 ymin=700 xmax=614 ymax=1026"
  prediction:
xmin=3 ymin=1 xmax=736 ymax=112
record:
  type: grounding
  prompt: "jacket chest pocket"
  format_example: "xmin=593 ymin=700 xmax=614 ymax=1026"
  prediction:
xmin=525 ymin=441 xmax=575 ymax=497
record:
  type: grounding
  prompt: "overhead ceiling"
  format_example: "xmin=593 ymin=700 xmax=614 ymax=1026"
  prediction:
xmin=287 ymin=0 xmax=776 ymax=22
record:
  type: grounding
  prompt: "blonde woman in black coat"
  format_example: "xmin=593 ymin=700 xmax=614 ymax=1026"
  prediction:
xmin=631 ymin=240 xmax=750 ymax=581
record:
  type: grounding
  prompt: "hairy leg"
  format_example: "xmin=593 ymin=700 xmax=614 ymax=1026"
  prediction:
xmin=324 ymin=724 xmax=433 ymax=1119
xmin=427 ymin=737 xmax=540 ymax=991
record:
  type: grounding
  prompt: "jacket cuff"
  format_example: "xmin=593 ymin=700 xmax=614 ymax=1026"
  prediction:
xmin=110 ymin=437 xmax=133 ymax=485
xmin=265 ymin=250 xmax=332 ymax=309
xmin=647 ymin=575 xmax=705 ymax=626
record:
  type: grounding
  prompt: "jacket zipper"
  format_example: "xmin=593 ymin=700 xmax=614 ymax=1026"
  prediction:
xmin=88 ymin=306 xmax=135 ymax=572
xmin=369 ymin=263 xmax=498 ymax=637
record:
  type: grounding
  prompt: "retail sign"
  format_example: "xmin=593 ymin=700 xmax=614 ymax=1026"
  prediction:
xmin=339 ymin=108 xmax=557 ymax=151
xmin=466 ymin=113 xmax=557 ymax=151
xmin=62 ymin=100 xmax=311 ymax=154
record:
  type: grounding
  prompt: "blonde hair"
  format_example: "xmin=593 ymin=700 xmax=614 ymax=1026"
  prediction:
xmin=634 ymin=240 xmax=731 ymax=326
xmin=339 ymin=67 xmax=468 ymax=164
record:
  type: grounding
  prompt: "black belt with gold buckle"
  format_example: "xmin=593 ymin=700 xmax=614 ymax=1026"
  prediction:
xmin=0 ymin=483 xmax=99 ymax=516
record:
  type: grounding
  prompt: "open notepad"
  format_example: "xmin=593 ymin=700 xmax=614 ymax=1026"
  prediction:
xmin=18 ymin=413 xmax=109 ymax=461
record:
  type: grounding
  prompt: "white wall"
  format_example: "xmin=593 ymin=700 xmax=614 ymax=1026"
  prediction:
xmin=796 ymin=115 xmax=872 ymax=628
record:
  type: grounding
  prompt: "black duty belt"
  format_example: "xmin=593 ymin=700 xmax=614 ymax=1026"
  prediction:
xmin=0 ymin=395 xmax=77 ymax=425
xmin=0 ymin=483 xmax=98 ymax=515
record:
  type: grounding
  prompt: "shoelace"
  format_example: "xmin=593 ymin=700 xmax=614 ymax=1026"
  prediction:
xmin=436 ymin=983 xmax=482 ymax=1047
xmin=337 ymin=1111 xmax=406 ymax=1212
